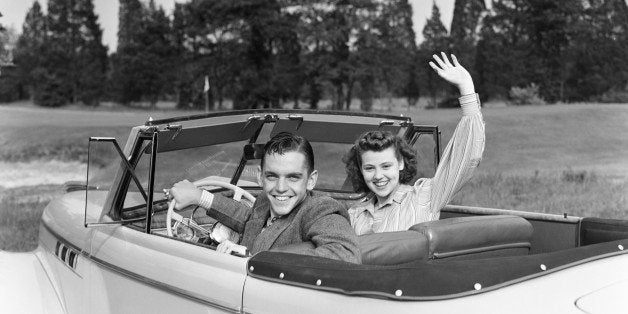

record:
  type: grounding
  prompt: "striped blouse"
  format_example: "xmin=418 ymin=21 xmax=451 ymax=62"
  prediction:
xmin=348 ymin=93 xmax=485 ymax=235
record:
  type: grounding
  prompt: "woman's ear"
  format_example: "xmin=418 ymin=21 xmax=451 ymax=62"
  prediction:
xmin=399 ymin=158 xmax=405 ymax=171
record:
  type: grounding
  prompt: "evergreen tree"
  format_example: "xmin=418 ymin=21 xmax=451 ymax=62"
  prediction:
xmin=73 ymin=0 xmax=108 ymax=105
xmin=26 ymin=0 xmax=107 ymax=106
xmin=476 ymin=0 xmax=536 ymax=100
xmin=111 ymin=0 xmax=175 ymax=107
xmin=138 ymin=0 xmax=176 ymax=106
xmin=568 ymin=0 xmax=628 ymax=100
xmin=0 ymin=19 xmax=20 ymax=101
xmin=118 ymin=0 xmax=143 ymax=51
xmin=450 ymin=0 xmax=486 ymax=93
xmin=375 ymin=0 xmax=419 ymax=109
xmin=477 ymin=0 xmax=627 ymax=102
xmin=13 ymin=1 xmax=47 ymax=99
xmin=419 ymin=3 xmax=450 ymax=107
xmin=110 ymin=0 xmax=145 ymax=104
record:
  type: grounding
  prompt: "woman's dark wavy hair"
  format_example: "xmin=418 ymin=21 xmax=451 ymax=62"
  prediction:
xmin=342 ymin=130 xmax=418 ymax=193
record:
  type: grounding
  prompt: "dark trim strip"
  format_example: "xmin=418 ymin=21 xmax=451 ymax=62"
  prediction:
xmin=433 ymin=242 xmax=531 ymax=259
xmin=145 ymin=109 xmax=411 ymax=126
xmin=247 ymin=249 xmax=628 ymax=301
xmin=443 ymin=205 xmax=582 ymax=223
xmin=41 ymin=222 xmax=241 ymax=313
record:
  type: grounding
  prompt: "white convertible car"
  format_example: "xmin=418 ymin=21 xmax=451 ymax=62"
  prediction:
xmin=1 ymin=110 xmax=627 ymax=313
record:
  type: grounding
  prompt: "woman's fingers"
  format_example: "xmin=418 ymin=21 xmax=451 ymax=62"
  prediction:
xmin=428 ymin=61 xmax=441 ymax=72
xmin=451 ymin=54 xmax=460 ymax=67
xmin=441 ymin=52 xmax=453 ymax=67
xmin=432 ymin=53 xmax=446 ymax=69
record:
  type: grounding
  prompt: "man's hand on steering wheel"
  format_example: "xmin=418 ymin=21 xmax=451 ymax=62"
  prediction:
xmin=166 ymin=178 xmax=256 ymax=244
xmin=170 ymin=180 xmax=203 ymax=210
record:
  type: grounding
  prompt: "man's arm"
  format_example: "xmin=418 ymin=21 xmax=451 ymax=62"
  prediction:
xmin=170 ymin=180 xmax=250 ymax=233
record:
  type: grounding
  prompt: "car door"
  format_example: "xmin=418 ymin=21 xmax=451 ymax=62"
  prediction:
xmin=88 ymin=223 xmax=248 ymax=314
xmin=83 ymin=129 xmax=254 ymax=314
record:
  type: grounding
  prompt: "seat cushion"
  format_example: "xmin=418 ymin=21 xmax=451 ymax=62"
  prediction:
xmin=357 ymin=231 xmax=429 ymax=265
xmin=409 ymin=215 xmax=533 ymax=260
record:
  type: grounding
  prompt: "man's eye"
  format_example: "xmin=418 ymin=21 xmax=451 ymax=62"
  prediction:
xmin=265 ymin=175 xmax=278 ymax=180
xmin=288 ymin=176 xmax=301 ymax=182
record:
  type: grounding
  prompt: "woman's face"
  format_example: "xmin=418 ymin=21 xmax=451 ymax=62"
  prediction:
xmin=359 ymin=146 xmax=404 ymax=203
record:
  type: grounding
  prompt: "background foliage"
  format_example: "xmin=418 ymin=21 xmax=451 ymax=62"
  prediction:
xmin=1 ymin=0 xmax=628 ymax=107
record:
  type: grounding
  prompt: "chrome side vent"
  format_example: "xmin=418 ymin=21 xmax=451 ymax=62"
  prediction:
xmin=54 ymin=241 xmax=79 ymax=270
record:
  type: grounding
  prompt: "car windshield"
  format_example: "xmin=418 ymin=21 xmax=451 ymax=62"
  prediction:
xmin=105 ymin=111 xmax=439 ymax=229
xmin=123 ymin=140 xmax=357 ymax=209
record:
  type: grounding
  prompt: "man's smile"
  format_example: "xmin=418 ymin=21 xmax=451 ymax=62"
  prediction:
xmin=273 ymin=195 xmax=293 ymax=201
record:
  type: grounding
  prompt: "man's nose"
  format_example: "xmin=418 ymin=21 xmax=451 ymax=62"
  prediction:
xmin=275 ymin=178 xmax=288 ymax=192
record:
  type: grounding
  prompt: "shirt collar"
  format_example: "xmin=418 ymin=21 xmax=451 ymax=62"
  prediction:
xmin=356 ymin=184 xmax=412 ymax=214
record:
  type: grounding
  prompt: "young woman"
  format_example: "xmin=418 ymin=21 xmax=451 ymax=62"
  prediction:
xmin=343 ymin=52 xmax=485 ymax=235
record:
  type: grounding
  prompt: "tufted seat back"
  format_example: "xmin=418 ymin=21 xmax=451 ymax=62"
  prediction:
xmin=359 ymin=215 xmax=533 ymax=265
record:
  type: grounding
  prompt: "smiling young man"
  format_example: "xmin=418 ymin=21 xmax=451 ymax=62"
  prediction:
xmin=170 ymin=132 xmax=361 ymax=263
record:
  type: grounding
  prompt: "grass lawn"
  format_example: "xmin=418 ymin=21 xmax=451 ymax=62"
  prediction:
xmin=1 ymin=101 xmax=627 ymax=251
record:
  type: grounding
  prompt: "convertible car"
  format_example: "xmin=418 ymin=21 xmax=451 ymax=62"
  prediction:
xmin=1 ymin=110 xmax=627 ymax=313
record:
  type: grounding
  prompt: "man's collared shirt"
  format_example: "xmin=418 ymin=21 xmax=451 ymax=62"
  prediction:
xmin=349 ymin=94 xmax=485 ymax=235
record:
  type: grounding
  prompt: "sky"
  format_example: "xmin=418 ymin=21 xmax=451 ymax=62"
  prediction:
xmin=0 ymin=0 xmax=457 ymax=52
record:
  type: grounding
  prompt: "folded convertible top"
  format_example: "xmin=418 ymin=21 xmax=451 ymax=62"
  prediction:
xmin=247 ymin=239 xmax=627 ymax=300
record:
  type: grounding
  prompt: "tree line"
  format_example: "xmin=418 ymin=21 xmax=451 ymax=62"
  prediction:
xmin=1 ymin=0 xmax=627 ymax=109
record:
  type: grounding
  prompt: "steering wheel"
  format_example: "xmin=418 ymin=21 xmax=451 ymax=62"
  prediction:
xmin=166 ymin=179 xmax=256 ymax=241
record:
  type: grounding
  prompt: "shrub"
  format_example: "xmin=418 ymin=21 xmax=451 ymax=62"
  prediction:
xmin=561 ymin=169 xmax=596 ymax=184
xmin=509 ymin=83 xmax=546 ymax=105
xmin=596 ymin=88 xmax=628 ymax=103
xmin=437 ymin=96 xmax=460 ymax=108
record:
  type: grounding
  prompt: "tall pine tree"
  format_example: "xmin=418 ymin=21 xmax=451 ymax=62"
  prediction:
xmin=450 ymin=0 xmax=486 ymax=91
xmin=13 ymin=1 xmax=47 ymax=99
xmin=30 ymin=0 xmax=107 ymax=106
xmin=111 ymin=0 xmax=175 ymax=107
xmin=419 ymin=3 xmax=450 ymax=107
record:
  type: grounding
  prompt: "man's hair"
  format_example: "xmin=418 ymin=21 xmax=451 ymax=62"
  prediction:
xmin=262 ymin=132 xmax=315 ymax=173
xmin=342 ymin=130 xmax=418 ymax=193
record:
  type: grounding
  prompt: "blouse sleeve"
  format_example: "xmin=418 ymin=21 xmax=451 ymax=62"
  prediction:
xmin=420 ymin=93 xmax=485 ymax=219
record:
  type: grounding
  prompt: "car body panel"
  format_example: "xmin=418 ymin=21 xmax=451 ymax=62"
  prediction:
xmin=89 ymin=223 xmax=248 ymax=313
xmin=576 ymin=279 xmax=628 ymax=314
xmin=0 ymin=249 xmax=65 ymax=314
xmin=242 ymin=253 xmax=628 ymax=314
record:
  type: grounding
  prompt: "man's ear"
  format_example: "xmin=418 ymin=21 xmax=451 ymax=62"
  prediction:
xmin=256 ymin=165 xmax=263 ymax=187
xmin=307 ymin=170 xmax=318 ymax=190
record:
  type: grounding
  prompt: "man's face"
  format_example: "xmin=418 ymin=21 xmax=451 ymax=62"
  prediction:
xmin=257 ymin=151 xmax=317 ymax=217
